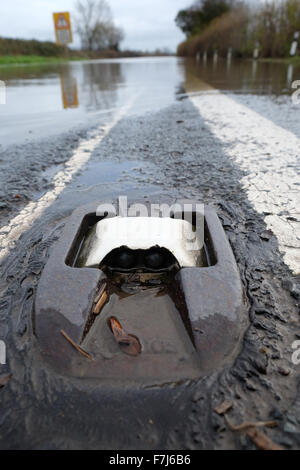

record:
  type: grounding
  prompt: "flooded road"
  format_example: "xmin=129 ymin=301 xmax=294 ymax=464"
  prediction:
xmin=0 ymin=56 xmax=299 ymax=146
xmin=0 ymin=57 xmax=184 ymax=147
xmin=0 ymin=56 xmax=300 ymax=449
xmin=1 ymin=57 xmax=299 ymax=271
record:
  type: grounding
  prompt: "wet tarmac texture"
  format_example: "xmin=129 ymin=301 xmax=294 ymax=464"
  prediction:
xmin=0 ymin=58 xmax=299 ymax=449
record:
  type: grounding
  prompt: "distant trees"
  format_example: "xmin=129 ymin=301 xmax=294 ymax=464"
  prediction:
xmin=176 ymin=0 xmax=300 ymax=58
xmin=175 ymin=0 xmax=232 ymax=37
xmin=252 ymin=0 xmax=300 ymax=57
xmin=0 ymin=37 xmax=66 ymax=57
xmin=177 ymin=5 xmax=248 ymax=57
xmin=75 ymin=0 xmax=124 ymax=52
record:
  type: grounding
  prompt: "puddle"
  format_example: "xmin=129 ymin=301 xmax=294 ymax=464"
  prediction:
xmin=33 ymin=159 xmax=158 ymax=202
xmin=74 ymin=160 xmax=151 ymax=187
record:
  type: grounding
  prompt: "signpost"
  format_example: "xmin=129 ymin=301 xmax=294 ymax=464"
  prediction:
xmin=53 ymin=12 xmax=73 ymax=45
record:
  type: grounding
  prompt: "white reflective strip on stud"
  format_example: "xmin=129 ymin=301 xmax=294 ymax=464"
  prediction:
xmin=80 ymin=216 xmax=204 ymax=268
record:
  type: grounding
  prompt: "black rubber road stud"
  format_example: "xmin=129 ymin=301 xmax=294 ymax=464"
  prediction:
xmin=34 ymin=200 xmax=248 ymax=385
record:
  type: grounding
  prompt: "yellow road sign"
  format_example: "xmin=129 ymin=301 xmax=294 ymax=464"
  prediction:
xmin=53 ymin=12 xmax=73 ymax=45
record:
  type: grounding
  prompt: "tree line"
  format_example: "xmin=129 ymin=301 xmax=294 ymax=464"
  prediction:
xmin=0 ymin=38 xmax=67 ymax=57
xmin=75 ymin=0 xmax=124 ymax=52
xmin=176 ymin=0 xmax=300 ymax=58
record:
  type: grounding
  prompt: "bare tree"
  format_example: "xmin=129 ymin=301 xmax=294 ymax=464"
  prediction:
xmin=75 ymin=0 xmax=124 ymax=51
xmin=106 ymin=25 xmax=125 ymax=51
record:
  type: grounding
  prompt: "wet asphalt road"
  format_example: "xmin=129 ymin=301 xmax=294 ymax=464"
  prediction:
xmin=0 ymin=57 xmax=299 ymax=449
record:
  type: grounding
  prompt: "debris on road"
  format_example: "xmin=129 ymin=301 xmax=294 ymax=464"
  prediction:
xmin=224 ymin=416 xmax=277 ymax=431
xmin=93 ymin=290 xmax=108 ymax=315
xmin=214 ymin=400 xmax=233 ymax=415
xmin=60 ymin=329 xmax=92 ymax=360
xmin=245 ymin=427 xmax=283 ymax=451
xmin=93 ymin=282 xmax=107 ymax=304
xmin=260 ymin=230 xmax=274 ymax=241
xmin=0 ymin=374 xmax=12 ymax=388
xmin=224 ymin=415 xmax=282 ymax=450
xmin=109 ymin=317 xmax=141 ymax=356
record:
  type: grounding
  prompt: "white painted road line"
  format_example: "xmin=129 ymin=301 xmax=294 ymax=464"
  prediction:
xmin=0 ymin=100 xmax=135 ymax=261
xmin=190 ymin=92 xmax=300 ymax=274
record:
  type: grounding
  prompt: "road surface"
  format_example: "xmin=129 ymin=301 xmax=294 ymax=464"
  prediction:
xmin=0 ymin=57 xmax=299 ymax=449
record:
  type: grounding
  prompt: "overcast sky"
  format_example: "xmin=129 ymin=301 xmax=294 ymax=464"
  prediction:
xmin=0 ymin=0 xmax=191 ymax=52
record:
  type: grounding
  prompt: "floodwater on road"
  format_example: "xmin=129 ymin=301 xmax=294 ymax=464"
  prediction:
xmin=0 ymin=56 xmax=299 ymax=147
xmin=0 ymin=56 xmax=299 ymax=272
xmin=0 ymin=57 xmax=184 ymax=147
xmin=0 ymin=56 xmax=299 ymax=270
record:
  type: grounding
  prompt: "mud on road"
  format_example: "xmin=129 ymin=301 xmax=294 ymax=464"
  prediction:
xmin=0 ymin=95 xmax=299 ymax=449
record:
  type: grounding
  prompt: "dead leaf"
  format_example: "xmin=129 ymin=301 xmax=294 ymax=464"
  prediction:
xmin=0 ymin=373 xmax=12 ymax=388
xmin=109 ymin=317 xmax=141 ymax=356
xmin=214 ymin=400 xmax=233 ymax=415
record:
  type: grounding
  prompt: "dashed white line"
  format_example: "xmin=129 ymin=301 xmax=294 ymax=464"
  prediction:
xmin=0 ymin=99 xmax=135 ymax=261
xmin=190 ymin=91 xmax=300 ymax=274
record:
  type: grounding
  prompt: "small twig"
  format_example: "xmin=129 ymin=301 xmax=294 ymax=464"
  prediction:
xmin=60 ymin=329 xmax=92 ymax=360
xmin=93 ymin=291 xmax=108 ymax=315
xmin=224 ymin=415 xmax=277 ymax=432
xmin=245 ymin=427 xmax=283 ymax=451
xmin=93 ymin=282 xmax=107 ymax=304
xmin=224 ymin=415 xmax=282 ymax=450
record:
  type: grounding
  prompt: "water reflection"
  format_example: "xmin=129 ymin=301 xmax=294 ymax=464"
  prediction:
xmin=227 ymin=48 xmax=232 ymax=66
xmin=286 ymin=64 xmax=294 ymax=87
xmin=60 ymin=69 xmax=79 ymax=109
xmin=252 ymin=59 xmax=257 ymax=79
xmin=81 ymin=62 xmax=124 ymax=111
xmin=0 ymin=57 xmax=184 ymax=147
xmin=213 ymin=51 xmax=218 ymax=68
xmin=0 ymin=57 xmax=183 ymax=116
xmin=0 ymin=56 xmax=299 ymax=147
xmin=0 ymin=63 xmax=63 ymax=82
xmin=183 ymin=57 xmax=300 ymax=95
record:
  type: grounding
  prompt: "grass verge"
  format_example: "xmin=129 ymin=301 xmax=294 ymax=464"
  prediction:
xmin=0 ymin=55 xmax=84 ymax=65
xmin=258 ymin=56 xmax=300 ymax=65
